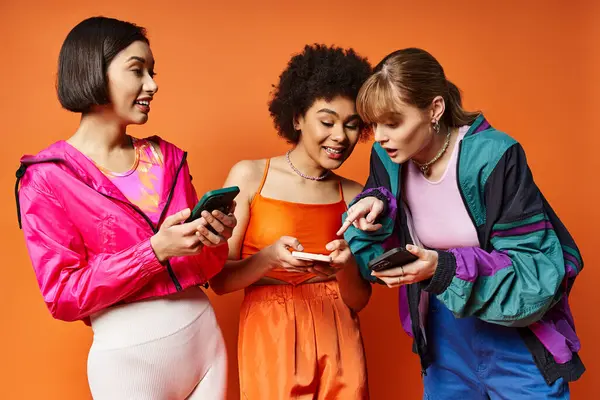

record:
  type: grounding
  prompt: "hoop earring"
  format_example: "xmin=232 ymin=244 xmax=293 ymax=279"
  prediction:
xmin=432 ymin=120 xmax=440 ymax=134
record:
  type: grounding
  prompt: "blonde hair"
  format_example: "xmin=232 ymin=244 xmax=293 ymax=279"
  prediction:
xmin=357 ymin=48 xmax=480 ymax=128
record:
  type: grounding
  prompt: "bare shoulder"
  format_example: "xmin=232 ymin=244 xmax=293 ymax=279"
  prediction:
xmin=339 ymin=176 xmax=364 ymax=204
xmin=225 ymin=159 xmax=268 ymax=191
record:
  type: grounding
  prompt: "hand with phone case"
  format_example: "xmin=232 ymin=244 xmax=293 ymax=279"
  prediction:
xmin=370 ymin=245 xmax=439 ymax=288
xmin=185 ymin=186 xmax=239 ymax=247
xmin=151 ymin=188 xmax=239 ymax=263
xmin=194 ymin=203 xmax=237 ymax=248
xmin=187 ymin=187 xmax=239 ymax=230
xmin=368 ymin=247 xmax=418 ymax=272
xmin=150 ymin=208 xmax=217 ymax=263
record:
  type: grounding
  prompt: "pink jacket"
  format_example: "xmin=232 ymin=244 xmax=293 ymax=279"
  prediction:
xmin=16 ymin=136 xmax=227 ymax=324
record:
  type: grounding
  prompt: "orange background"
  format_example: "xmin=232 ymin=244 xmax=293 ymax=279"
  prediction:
xmin=1 ymin=0 xmax=597 ymax=399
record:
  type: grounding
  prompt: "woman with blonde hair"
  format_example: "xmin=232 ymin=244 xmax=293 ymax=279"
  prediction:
xmin=339 ymin=48 xmax=584 ymax=399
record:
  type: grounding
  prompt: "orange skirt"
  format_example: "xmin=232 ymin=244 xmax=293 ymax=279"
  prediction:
xmin=238 ymin=281 xmax=369 ymax=400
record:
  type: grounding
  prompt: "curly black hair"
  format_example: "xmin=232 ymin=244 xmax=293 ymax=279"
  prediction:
xmin=268 ymin=44 xmax=372 ymax=143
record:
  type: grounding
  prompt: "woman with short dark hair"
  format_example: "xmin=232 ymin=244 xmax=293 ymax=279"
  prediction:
xmin=16 ymin=16 xmax=235 ymax=399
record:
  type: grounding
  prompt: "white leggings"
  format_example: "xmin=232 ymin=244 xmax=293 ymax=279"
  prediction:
xmin=87 ymin=287 xmax=227 ymax=400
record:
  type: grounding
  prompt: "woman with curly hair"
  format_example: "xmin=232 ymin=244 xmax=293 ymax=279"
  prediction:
xmin=209 ymin=44 xmax=372 ymax=399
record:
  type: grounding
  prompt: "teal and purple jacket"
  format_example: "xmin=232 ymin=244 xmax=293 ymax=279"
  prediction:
xmin=344 ymin=115 xmax=584 ymax=384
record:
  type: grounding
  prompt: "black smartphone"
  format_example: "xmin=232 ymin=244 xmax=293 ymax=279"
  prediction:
xmin=368 ymin=247 xmax=418 ymax=272
xmin=185 ymin=186 xmax=240 ymax=233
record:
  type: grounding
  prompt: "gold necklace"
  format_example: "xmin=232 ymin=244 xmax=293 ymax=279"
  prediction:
xmin=412 ymin=129 xmax=452 ymax=176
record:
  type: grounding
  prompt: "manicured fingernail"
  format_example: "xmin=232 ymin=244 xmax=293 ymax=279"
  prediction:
xmin=298 ymin=245 xmax=304 ymax=251
xmin=326 ymin=243 xmax=333 ymax=251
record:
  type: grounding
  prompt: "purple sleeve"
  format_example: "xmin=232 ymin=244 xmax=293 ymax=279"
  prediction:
xmin=422 ymin=247 xmax=512 ymax=295
xmin=448 ymin=247 xmax=513 ymax=283
xmin=350 ymin=187 xmax=398 ymax=220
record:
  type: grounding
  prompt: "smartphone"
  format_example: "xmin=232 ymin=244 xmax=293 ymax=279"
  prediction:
xmin=368 ymin=247 xmax=418 ymax=272
xmin=291 ymin=251 xmax=332 ymax=263
xmin=186 ymin=186 xmax=240 ymax=233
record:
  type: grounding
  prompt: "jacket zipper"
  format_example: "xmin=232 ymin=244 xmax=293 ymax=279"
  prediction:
xmin=397 ymin=169 xmax=428 ymax=377
xmin=155 ymin=152 xmax=188 ymax=291
xmin=93 ymin=153 xmax=187 ymax=291
xmin=94 ymin=153 xmax=188 ymax=291
xmin=110 ymin=196 xmax=183 ymax=292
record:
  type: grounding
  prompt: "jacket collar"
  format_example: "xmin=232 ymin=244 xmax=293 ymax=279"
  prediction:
xmin=16 ymin=136 xmax=186 ymax=228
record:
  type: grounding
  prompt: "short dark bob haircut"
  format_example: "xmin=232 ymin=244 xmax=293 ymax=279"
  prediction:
xmin=268 ymin=44 xmax=372 ymax=143
xmin=57 ymin=16 xmax=149 ymax=113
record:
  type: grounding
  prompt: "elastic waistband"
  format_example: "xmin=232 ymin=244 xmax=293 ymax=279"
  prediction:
xmin=244 ymin=280 xmax=340 ymax=302
xmin=90 ymin=286 xmax=211 ymax=348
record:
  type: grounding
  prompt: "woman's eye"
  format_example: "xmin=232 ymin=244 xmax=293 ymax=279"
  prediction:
xmin=345 ymin=124 xmax=359 ymax=130
xmin=132 ymin=69 xmax=143 ymax=76
xmin=321 ymin=121 xmax=334 ymax=127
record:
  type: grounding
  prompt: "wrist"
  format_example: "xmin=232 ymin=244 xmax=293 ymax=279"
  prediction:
xmin=150 ymin=234 xmax=168 ymax=263
xmin=430 ymin=250 xmax=439 ymax=279
xmin=262 ymin=245 xmax=279 ymax=271
xmin=420 ymin=250 xmax=456 ymax=295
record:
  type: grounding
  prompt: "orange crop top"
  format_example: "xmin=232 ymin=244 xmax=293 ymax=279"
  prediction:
xmin=241 ymin=159 xmax=348 ymax=285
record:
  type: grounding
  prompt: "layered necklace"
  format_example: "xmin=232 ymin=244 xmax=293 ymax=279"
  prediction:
xmin=412 ymin=128 xmax=452 ymax=176
xmin=286 ymin=150 xmax=330 ymax=181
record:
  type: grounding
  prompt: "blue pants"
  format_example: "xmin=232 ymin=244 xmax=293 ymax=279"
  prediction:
xmin=423 ymin=296 xmax=569 ymax=400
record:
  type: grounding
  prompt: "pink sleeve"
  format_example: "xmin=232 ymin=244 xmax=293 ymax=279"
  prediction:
xmin=19 ymin=181 xmax=165 ymax=322
xmin=170 ymin=244 xmax=228 ymax=283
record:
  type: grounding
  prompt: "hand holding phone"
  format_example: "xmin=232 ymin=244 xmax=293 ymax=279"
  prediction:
xmin=194 ymin=206 xmax=237 ymax=247
xmin=370 ymin=245 xmax=439 ymax=288
xmin=368 ymin=247 xmax=418 ymax=272
xmin=266 ymin=236 xmax=314 ymax=272
xmin=151 ymin=208 xmax=205 ymax=262
xmin=186 ymin=187 xmax=240 ymax=234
